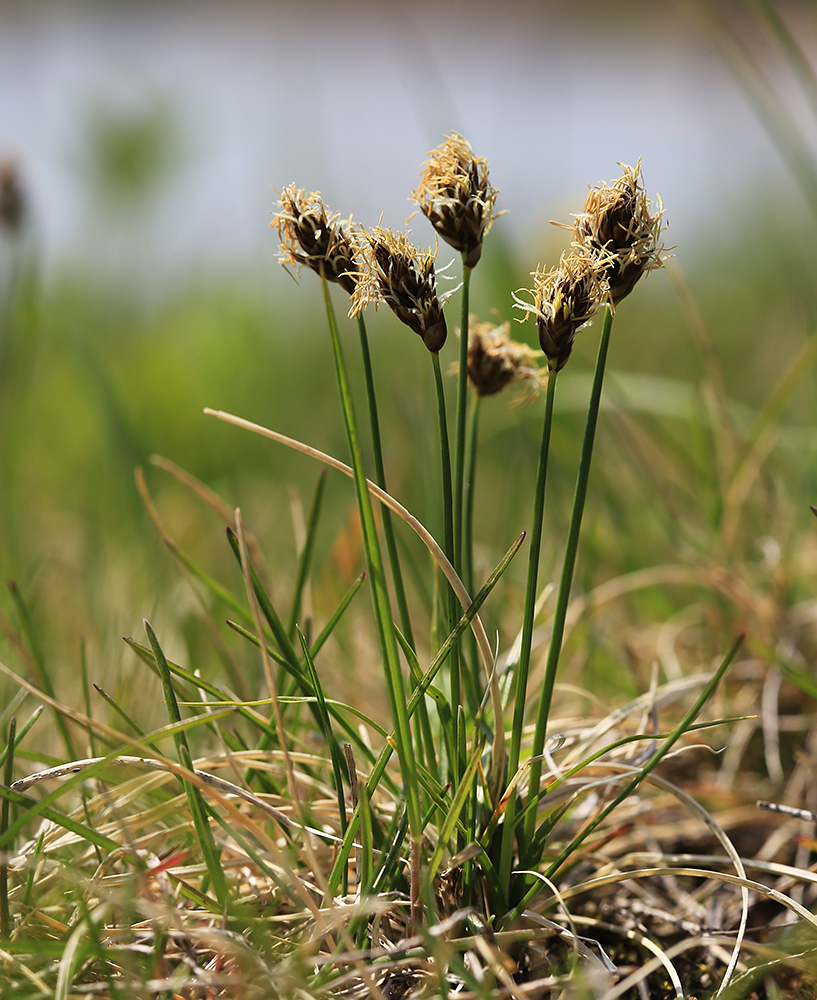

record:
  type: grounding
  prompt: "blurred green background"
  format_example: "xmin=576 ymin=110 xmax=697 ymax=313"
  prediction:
xmin=1 ymin=0 xmax=816 ymax=743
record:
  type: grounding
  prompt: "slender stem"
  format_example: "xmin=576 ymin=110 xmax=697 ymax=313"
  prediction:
xmin=523 ymin=305 xmax=614 ymax=847
xmin=431 ymin=350 xmax=461 ymax=770
xmin=431 ymin=351 xmax=455 ymax=571
xmin=0 ymin=716 xmax=16 ymax=940
xmin=357 ymin=313 xmax=434 ymax=775
xmin=463 ymin=392 xmax=480 ymax=598
xmin=499 ymin=366 xmax=558 ymax=889
xmin=356 ymin=314 xmax=415 ymax=649
xmin=453 ymin=265 xmax=472 ymax=575
xmin=463 ymin=392 xmax=481 ymax=703
xmin=322 ymin=279 xmax=422 ymax=841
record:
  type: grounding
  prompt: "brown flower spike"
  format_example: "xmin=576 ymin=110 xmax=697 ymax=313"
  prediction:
xmin=271 ymin=185 xmax=359 ymax=294
xmin=350 ymin=227 xmax=449 ymax=353
xmin=411 ymin=132 xmax=500 ymax=269
xmin=514 ymin=247 xmax=610 ymax=372
xmin=466 ymin=318 xmax=544 ymax=401
xmin=572 ymin=161 xmax=664 ymax=304
xmin=0 ymin=160 xmax=25 ymax=233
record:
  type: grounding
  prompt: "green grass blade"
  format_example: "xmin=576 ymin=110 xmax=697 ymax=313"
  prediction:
xmin=7 ymin=581 xmax=76 ymax=759
xmin=22 ymin=827 xmax=45 ymax=910
xmin=503 ymin=631 xmax=745 ymax=925
xmin=165 ymin=533 xmax=257 ymax=628
xmin=358 ymin=781 xmax=373 ymax=897
xmin=144 ymin=619 xmax=228 ymax=906
xmin=220 ymin=624 xmax=379 ymax=766
xmin=124 ymin=636 xmax=278 ymax=744
xmin=1 ymin=716 xmax=16 ymax=939
xmin=296 ymin=627 xmax=348 ymax=838
xmin=78 ymin=639 xmax=96 ymax=759
xmin=93 ymin=684 xmax=160 ymax=755
xmin=288 ymin=470 xmax=327 ymax=639
xmin=221 ymin=619 xmax=292 ymax=671
xmin=226 ymin=526 xmax=302 ymax=670
xmin=0 ymin=688 xmax=26 ymax=735
xmin=393 ymin=624 xmax=445 ymax=781
xmin=310 ymin=571 xmax=366 ymax=657
xmin=427 ymin=733 xmax=484 ymax=883
xmin=0 ymin=704 xmax=42 ymax=772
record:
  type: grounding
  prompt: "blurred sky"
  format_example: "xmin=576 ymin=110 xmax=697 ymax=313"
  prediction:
xmin=1 ymin=0 xmax=817 ymax=290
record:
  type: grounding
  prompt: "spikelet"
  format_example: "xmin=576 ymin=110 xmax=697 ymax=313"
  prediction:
xmin=513 ymin=246 xmax=610 ymax=372
xmin=465 ymin=318 xmax=545 ymax=401
xmin=411 ymin=132 xmax=501 ymax=269
xmin=350 ymin=227 xmax=450 ymax=353
xmin=572 ymin=161 xmax=665 ymax=304
xmin=271 ymin=185 xmax=359 ymax=294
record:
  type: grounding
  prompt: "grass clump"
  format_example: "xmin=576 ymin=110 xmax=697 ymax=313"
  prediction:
xmin=0 ymin=134 xmax=816 ymax=1000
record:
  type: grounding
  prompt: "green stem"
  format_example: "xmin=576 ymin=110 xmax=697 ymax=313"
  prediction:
xmin=0 ymin=716 xmax=16 ymax=940
xmin=463 ymin=392 xmax=480 ymax=598
xmin=431 ymin=350 xmax=462 ymax=771
xmin=524 ymin=305 xmax=614 ymax=847
xmin=499 ymin=366 xmax=558 ymax=889
xmin=322 ymin=278 xmax=421 ymax=841
xmin=453 ymin=265 xmax=472 ymax=575
xmin=356 ymin=314 xmax=415 ymax=649
xmin=464 ymin=392 xmax=481 ymax=702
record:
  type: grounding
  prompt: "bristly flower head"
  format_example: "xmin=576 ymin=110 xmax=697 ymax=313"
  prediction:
xmin=350 ymin=226 xmax=451 ymax=353
xmin=411 ymin=132 xmax=501 ymax=269
xmin=571 ymin=161 xmax=665 ymax=304
xmin=271 ymin=185 xmax=359 ymax=295
xmin=513 ymin=246 xmax=610 ymax=372
xmin=0 ymin=160 xmax=25 ymax=233
xmin=465 ymin=318 xmax=545 ymax=402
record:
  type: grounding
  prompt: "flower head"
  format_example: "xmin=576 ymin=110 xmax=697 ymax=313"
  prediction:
xmin=0 ymin=160 xmax=24 ymax=233
xmin=271 ymin=185 xmax=359 ymax=294
xmin=465 ymin=318 xmax=545 ymax=401
xmin=350 ymin=227 xmax=449 ymax=353
xmin=571 ymin=161 xmax=664 ymax=304
xmin=513 ymin=247 xmax=610 ymax=372
xmin=411 ymin=132 xmax=500 ymax=269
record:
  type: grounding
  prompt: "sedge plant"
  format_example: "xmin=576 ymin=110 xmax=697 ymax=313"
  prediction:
xmin=0 ymin=145 xmax=780 ymax=999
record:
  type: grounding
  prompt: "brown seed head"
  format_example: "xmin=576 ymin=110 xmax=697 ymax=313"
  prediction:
xmin=514 ymin=247 xmax=610 ymax=372
xmin=411 ymin=132 xmax=500 ymax=269
xmin=350 ymin=227 xmax=449 ymax=353
xmin=572 ymin=161 xmax=664 ymax=304
xmin=271 ymin=185 xmax=359 ymax=294
xmin=466 ymin=318 xmax=545 ymax=401
xmin=0 ymin=160 xmax=25 ymax=233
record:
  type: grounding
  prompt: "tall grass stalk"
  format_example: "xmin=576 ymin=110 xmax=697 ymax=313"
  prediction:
xmin=430 ymin=348 xmax=465 ymax=764
xmin=355 ymin=313 xmax=414 ymax=648
xmin=523 ymin=304 xmax=615 ymax=846
xmin=453 ymin=264 xmax=472 ymax=577
xmin=0 ymin=715 xmax=15 ymax=940
xmin=499 ymin=363 xmax=558 ymax=889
